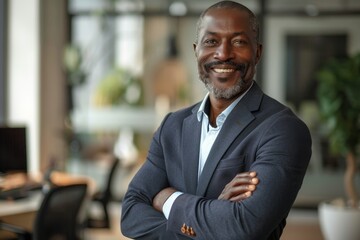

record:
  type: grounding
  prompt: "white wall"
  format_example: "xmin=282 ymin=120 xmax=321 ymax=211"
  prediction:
xmin=263 ymin=16 xmax=360 ymax=103
xmin=7 ymin=0 xmax=68 ymax=173
xmin=8 ymin=0 xmax=40 ymax=173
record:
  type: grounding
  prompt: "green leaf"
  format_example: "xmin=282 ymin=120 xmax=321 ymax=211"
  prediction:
xmin=316 ymin=53 xmax=360 ymax=157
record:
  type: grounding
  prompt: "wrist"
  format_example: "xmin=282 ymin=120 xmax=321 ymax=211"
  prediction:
xmin=153 ymin=187 xmax=176 ymax=212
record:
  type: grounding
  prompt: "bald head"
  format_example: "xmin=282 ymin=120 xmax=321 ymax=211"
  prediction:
xmin=195 ymin=1 xmax=260 ymax=43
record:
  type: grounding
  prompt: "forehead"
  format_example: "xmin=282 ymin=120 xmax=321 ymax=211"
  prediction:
xmin=199 ymin=8 xmax=252 ymax=37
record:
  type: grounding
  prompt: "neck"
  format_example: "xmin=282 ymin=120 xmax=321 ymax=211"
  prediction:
xmin=208 ymin=95 xmax=235 ymax=126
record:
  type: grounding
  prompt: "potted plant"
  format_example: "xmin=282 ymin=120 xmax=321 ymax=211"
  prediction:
xmin=316 ymin=52 xmax=360 ymax=240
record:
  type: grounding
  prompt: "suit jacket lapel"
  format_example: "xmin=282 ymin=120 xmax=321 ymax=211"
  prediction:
xmin=182 ymin=107 xmax=202 ymax=194
xmin=196 ymin=83 xmax=263 ymax=196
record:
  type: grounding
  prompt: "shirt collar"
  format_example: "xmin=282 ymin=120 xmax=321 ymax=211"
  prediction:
xmin=197 ymin=92 xmax=210 ymax=121
xmin=197 ymin=81 xmax=254 ymax=122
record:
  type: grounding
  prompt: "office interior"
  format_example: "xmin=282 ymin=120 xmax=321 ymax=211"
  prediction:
xmin=1 ymin=0 xmax=360 ymax=239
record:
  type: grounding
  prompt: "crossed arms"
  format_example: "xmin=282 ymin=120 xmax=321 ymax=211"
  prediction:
xmin=152 ymin=171 xmax=259 ymax=212
xmin=121 ymin=110 xmax=312 ymax=239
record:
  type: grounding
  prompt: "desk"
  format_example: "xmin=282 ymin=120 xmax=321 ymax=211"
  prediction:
xmin=0 ymin=191 xmax=42 ymax=217
xmin=0 ymin=171 xmax=96 ymax=217
xmin=0 ymin=172 xmax=96 ymax=239
xmin=0 ymin=192 xmax=42 ymax=238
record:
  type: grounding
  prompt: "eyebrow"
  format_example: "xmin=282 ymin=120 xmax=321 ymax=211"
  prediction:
xmin=202 ymin=31 xmax=248 ymax=38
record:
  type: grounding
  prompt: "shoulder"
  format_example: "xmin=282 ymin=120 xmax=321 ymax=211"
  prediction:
xmin=260 ymin=106 xmax=312 ymax=150
xmin=163 ymin=102 xmax=200 ymax=123
xmin=251 ymin=91 xmax=311 ymax=140
xmin=153 ymin=102 xmax=201 ymax=135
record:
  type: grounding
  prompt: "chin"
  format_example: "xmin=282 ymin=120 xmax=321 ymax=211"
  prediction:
xmin=206 ymin=83 xmax=240 ymax=99
xmin=209 ymin=78 xmax=253 ymax=99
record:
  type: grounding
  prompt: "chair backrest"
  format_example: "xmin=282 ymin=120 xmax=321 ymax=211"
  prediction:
xmin=103 ymin=157 xmax=119 ymax=201
xmin=33 ymin=183 xmax=88 ymax=240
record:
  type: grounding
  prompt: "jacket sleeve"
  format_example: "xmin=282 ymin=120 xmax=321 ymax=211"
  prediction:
xmin=167 ymin=114 xmax=312 ymax=239
xmin=120 ymin=114 xmax=175 ymax=240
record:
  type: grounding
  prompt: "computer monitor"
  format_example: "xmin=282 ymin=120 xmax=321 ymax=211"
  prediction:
xmin=0 ymin=126 xmax=28 ymax=174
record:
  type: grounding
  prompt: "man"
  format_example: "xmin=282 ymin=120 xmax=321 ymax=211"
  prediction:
xmin=121 ymin=1 xmax=312 ymax=239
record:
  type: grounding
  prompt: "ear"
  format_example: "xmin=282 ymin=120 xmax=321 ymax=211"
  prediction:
xmin=193 ymin=42 xmax=198 ymax=57
xmin=255 ymin=43 xmax=263 ymax=65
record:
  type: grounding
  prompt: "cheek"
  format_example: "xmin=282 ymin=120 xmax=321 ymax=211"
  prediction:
xmin=242 ymin=50 xmax=258 ymax=67
xmin=243 ymin=60 xmax=257 ymax=79
xmin=198 ymin=63 xmax=208 ymax=80
xmin=197 ymin=55 xmax=208 ymax=72
xmin=197 ymin=60 xmax=210 ymax=82
xmin=196 ymin=48 xmax=212 ymax=63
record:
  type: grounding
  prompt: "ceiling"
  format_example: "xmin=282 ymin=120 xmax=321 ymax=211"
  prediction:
xmin=139 ymin=0 xmax=360 ymax=13
xmin=70 ymin=0 xmax=360 ymax=16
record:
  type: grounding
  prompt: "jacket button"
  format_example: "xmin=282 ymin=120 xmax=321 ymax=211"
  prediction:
xmin=181 ymin=223 xmax=186 ymax=234
xmin=185 ymin=226 xmax=190 ymax=235
xmin=190 ymin=227 xmax=196 ymax=236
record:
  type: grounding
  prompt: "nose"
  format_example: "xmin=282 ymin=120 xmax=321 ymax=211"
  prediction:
xmin=214 ymin=42 xmax=234 ymax=61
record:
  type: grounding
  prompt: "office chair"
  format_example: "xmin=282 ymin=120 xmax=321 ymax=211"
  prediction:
xmin=0 ymin=183 xmax=88 ymax=240
xmin=87 ymin=156 xmax=119 ymax=228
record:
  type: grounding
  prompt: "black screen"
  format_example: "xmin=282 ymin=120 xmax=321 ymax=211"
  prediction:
xmin=0 ymin=126 xmax=28 ymax=174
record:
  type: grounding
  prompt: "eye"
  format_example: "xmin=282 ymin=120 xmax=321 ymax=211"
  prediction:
xmin=233 ymin=39 xmax=248 ymax=47
xmin=203 ymin=39 xmax=218 ymax=47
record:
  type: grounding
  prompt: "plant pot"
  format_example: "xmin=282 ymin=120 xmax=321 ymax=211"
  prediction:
xmin=319 ymin=200 xmax=360 ymax=240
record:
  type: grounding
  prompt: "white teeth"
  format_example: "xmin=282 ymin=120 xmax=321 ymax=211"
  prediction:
xmin=214 ymin=68 xmax=234 ymax=73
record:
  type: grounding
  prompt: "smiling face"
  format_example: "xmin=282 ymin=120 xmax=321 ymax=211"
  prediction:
xmin=194 ymin=7 xmax=262 ymax=100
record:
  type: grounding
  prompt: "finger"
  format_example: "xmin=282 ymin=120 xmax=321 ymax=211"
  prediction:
xmin=218 ymin=184 xmax=256 ymax=200
xmin=231 ymin=176 xmax=259 ymax=186
xmin=251 ymin=177 xmax=259 ymax=184
xmin=235 ymin=171 xmax=257 ymax=178
xmin=230 ymin=191 xmax=252 ymax=202
xmin=232 ymin=184 xmax=256 ymax=194
xmin=218 ymin=172 xmax=259 ymax=200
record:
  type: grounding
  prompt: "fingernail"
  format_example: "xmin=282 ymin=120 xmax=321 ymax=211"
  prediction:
xmin=248 ymin=185 xmax=255 ymax=190
xmin=251 ymin=178 xmax=258 ymax=184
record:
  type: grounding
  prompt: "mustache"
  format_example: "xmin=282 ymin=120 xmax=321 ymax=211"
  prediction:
xmin=204 ymin=60 xmax=246 ymax=72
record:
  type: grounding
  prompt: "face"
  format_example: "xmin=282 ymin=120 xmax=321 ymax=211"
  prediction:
xmin=194 ymin=8 xmax=262 ymax=100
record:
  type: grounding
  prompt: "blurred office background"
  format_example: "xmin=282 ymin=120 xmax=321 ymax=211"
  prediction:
xmin=1 ymin=0 xmax=360 ymax=239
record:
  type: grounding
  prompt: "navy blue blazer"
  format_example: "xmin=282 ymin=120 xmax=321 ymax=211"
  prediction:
xmin=121 ymin=82 xmax=312 ymax=240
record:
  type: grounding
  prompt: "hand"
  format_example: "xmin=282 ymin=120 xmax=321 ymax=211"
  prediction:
xmin=218 ymin=171 xmax=259 ymax=202
xmin=152 ymin=187 xmax=176 ymax=212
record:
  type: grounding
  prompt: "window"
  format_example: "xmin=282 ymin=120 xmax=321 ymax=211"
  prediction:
xmin=68 ymin=0 xmax=144 ymax=110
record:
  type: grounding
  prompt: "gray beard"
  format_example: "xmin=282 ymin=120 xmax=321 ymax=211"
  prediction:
xmin=203 ymin=78 xmax=244 ymax=99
